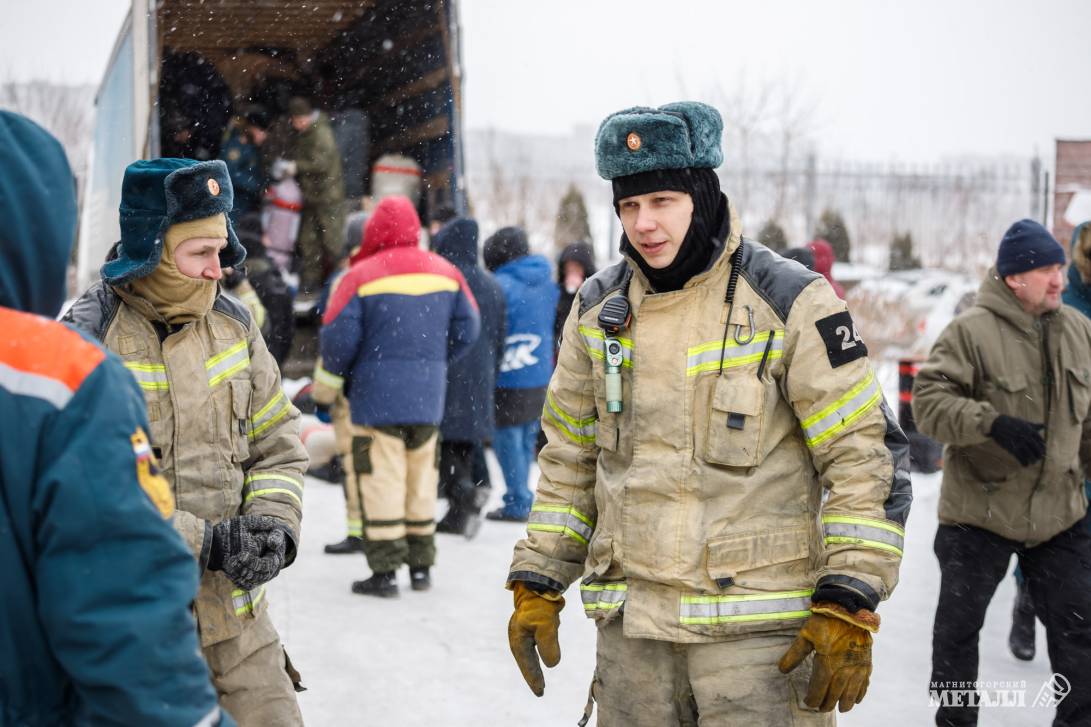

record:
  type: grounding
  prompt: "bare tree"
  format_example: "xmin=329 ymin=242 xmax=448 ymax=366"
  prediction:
xmin=0 ymin=74 xmax=95 ymax=187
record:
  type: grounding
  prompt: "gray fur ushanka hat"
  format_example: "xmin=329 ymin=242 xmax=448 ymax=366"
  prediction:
xmin=594 ymin=101 xmax=724 ymax=181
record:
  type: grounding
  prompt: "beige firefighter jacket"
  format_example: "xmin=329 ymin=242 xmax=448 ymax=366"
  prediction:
xmin=64 ymin=283 xmax=307 ymax=647
xmin=509 ymin=203 xmax=911 ymax=644
xmin=912 ymin=269 xmax=1091 ymax=544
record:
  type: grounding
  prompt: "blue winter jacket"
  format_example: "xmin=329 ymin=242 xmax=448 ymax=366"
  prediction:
xmin=0 ymin=111 xmax=229 ymax=726
xmin=494 ymin=254 xmax=559 ymax=390
xmin=1063 ymin=221 xmax=1091 ymax=318
xmin=433 ymin=218 xmax=507 ymax=441
xmin=320 ymin=238 xmax=481 ymax=427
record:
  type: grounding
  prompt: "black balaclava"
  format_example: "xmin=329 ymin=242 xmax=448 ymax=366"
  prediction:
xmin=613 ymin=167 xmax=726 ymax=292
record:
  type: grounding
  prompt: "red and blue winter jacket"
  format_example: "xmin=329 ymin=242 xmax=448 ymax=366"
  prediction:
xmin=320 ymin=200 xmax=480 ymax=427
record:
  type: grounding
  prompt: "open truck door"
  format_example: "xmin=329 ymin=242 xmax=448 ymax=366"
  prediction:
xmin=78 ymin=0 xmax=466 ymax=299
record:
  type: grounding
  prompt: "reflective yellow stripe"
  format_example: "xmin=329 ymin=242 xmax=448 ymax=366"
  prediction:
xmin=685 ymin=331 xmax=784 ymax=376
xmin=542 ymin=390 xmax=596 ymax=445
xmin=580 ymin=582 xmax=628 ymax=611
xmin=313 ymin=365 xmax=344 ymax=389
xmin=231 ymin=586 xmax=266 ymax=616
xmin=249 ymin=391 xmax=290 ymax=440
xmin=800 ymin=371 xmax=882 ymax=448
xmin=578 ymin=325 xmax=634 ymax=368
xmin=528 ymin=503 xmax=595 ymax=545
xmin=124 ymin=362 xmax=170 ymax=391
xmin=680 ymin=589 xmax=813 ymax=625
xmin=242 ymin=472 xmax=303 ymax=507
xmin=205 ymin=341 xmax=250 ymax=387
xmin=822 ymin=515 xmax=905 ymax=556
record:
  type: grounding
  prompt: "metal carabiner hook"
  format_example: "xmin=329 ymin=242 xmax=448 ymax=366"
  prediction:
xmin=733 ymin=305 xmax=756 ymax=345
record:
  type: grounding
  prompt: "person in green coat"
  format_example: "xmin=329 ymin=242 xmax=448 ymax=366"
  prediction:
xmin=287 ymin=96 xmax=345 ymax=295
xmin=913 ymin=219 xmax=1091 ymax=727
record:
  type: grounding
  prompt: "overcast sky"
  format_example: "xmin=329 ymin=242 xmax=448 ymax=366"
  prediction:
xmin=3 ymin=0 xmax=1089 ymax=163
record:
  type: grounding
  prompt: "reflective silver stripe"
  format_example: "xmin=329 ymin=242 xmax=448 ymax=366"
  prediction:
xmin=249 ymin=391 xmax=290 ymax=440
xmin=124 ymin=362 xmax=169 ymax=391
xmin=231 ymin=585 xmax=266 ymax=615
xmin=193 ymin=705 xmax=221 ymax=727
xmin=242 ymin=472 xmax=304 ymax=507
xmin=527 ymin=504 xmax=594 ymax=545
xmin=685 ymin=331 xmax=783 ymax=376
xmin=578 ymin=325 xmax=633 ymax=368
xmin=313 ymin=365 xmax=344 ymax=389
xmin=581 ymin=582 xmax=627 ymax=611
xmin=205 ymin=341 xmax=250 ymax=387
xmin=543 ymin=390 xmax=596 ymax=444
xmin=679 ymin=590 xmax=813 ymax=625
xmin=0 ymin=361 xmax=72 ymax=409
xmin=801 ymin=372 xmax=882 ymax=447
xmin=822 ymin=516 xmax=905 ymax=556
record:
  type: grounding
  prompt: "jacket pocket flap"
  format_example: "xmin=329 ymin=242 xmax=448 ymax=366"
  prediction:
xmin=229 ymin=379 xmax=252 ymax=418
xmin=1067 ymin=366 xmax=1091 ymax=387
xmin=995 ymin=373 xmax=1027 ymax=392
xmin=706 ymin=526 xmax=810 ymax=580
xmin=711 ymin=378 xmax=763 ymax=416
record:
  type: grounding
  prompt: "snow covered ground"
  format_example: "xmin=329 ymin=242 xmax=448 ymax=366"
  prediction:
xmin=269 ymin=460 xmax=1060 ymax=726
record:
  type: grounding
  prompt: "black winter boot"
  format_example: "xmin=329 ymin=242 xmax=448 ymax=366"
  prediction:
xmin=324 ymin=536 xmax=365 ymax=555
xmin=352 ymin=571 xmax=398 ymax=598
xmin=410 ymin=566 xmax=431 ymax=592
xmin=1008 ymin=580 xmax=1036 ymax=661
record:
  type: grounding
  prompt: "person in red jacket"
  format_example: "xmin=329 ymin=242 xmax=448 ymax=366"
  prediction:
xmin=320 ymin=196 xmax=480 ymax=596
xmin=808 ymin=238 xmax=846 ymax=299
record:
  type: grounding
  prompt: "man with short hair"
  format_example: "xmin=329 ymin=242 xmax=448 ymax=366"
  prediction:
xmin=914 ymin=219 xmax=1091 ymax=727
xmin=286 ymin=96 xmax=346 ymax=295
xmin=503 ymin=102 xmax=911 ymax=725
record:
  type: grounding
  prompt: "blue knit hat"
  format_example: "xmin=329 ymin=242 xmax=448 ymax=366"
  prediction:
xmin=996 ymin=219 xmax=1065 ymax=278
xmin=102 ymin=158 xmax=245 ymax=285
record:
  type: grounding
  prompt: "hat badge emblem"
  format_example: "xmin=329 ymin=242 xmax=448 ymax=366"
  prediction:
xmin=626 ymin=132 xmax=641 ymax=151
xmin=207 ymin=178 xmax=220 ymax=196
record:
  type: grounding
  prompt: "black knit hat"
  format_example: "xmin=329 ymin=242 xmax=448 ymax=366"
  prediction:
xmin=483 ymin=226 xmax=529 ymax=271
xmin=996 ymin=219 xmax=1066 ymax=277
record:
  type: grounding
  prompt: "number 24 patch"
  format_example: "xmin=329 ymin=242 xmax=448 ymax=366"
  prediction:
xmin=815 ymin=311 xmax=868 ymax=368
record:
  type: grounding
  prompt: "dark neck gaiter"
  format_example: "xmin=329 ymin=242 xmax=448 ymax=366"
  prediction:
xmin=614 ymin=168 xmax=727 ymax=293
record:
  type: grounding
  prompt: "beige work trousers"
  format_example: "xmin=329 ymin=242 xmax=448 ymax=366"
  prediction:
xmin=331 ymin=397 xmax=362 ymax=538
xmin=352 ymin=424 xmax=439 ymax=572
xmin=591 ymin=619 xmax=835 ymax=727
xmin=203 ymin=610 xmax=303 ymax=727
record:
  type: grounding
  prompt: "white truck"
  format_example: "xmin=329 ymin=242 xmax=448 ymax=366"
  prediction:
xmin=78 ymin=0 xmax=467 ymax=294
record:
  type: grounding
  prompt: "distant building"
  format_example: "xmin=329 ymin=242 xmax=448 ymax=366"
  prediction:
xmin=1054 ymin=139 xmax=1091 ymax=243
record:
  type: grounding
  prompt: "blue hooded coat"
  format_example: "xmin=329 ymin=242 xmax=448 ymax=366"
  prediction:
xmin=1063 ymin=221 xmax=1091 ymax=319
xmin=0 ymin=111 xmax=229 ymax=726
xmin=494 ymin=254 xmax=559 ymax=391
xmin=433 ymin=218 xmax=507 ymax=442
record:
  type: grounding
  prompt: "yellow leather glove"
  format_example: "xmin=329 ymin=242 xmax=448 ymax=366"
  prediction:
xmin=507 ymin=581 xmax=564 ymax=697
xmin=777 ymin=602 xmax=879 ymax=713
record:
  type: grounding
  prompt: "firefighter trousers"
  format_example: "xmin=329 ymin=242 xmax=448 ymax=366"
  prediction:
xmin=351 ymin=424 xmax=439 ymax=573
xmin=589 ymin=618 xmax=834 ymax=726
xmin=203 ymin=611 xmax=303 ymax=727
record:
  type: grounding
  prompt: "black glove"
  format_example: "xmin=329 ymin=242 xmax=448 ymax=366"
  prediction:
xmin=207 ymin=515 xmax=284 ymax=591
xmin=988 ymin=415 xmax=1046 ymax=466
